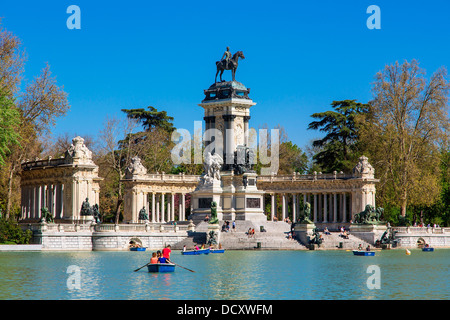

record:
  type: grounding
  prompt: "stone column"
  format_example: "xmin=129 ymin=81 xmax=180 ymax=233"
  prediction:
xmin=37 ymin=185 xmax=43 ymax=218
xmin=171 ymin=193 xmax=175 ymax=221
xmin=342 ymin=193 xmax=347 ymax=223
xmin=333 ymin=193 xmax=338 ymax=223
xmin=156 ymin=201 xmax=160 ymax=223
xmin=181 ymin=193 xmax=186 ymax=221
xmin=178 ymin=194 xmax=183 ymax=221
xmin=151 ymin=192 xmax=156 ymax=222
xmin=161 ymin=192 xmax=166 ymax=223
xmin=244 ymin=115 xmax=251 ymax=146
xmin=131 ymin=190 xmax=137 ymax=223
xmin=313 ymin=193 xmax=318 ymax=223
xmin=281 ymin=193 xmax=286 ymax=221
xmin=292 ymin=194 xmax=297 ymax=222
xmin=167 ymin=203 xmax=171 ymax=222
xmin=223 ymin=114 xmax=236 ymax=168
xmin=323 ymin=193 xmax=328 ymax=223
xmin=271 ymin=193 xmax=276 ymax=221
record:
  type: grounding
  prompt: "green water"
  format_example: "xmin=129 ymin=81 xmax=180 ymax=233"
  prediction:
xmin=0 ymin=249 xmax=448 ymax=300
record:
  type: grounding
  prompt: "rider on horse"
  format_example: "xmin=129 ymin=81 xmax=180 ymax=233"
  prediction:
xmin=221 ymin=46 xmax=231 ymax=69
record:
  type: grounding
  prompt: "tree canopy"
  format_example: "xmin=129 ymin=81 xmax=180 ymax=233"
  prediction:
xmin=308 ymin=100 xmax=369 ymax=173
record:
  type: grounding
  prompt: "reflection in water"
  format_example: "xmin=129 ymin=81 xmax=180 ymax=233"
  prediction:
xmin=0 ymin=249 xmax=449 ymax=299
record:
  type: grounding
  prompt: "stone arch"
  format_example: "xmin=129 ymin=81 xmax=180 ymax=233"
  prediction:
xmin=417 ymin=237 xmax=425 ymax=248
xmin=129 ymin=237 xmax=143 ymax=248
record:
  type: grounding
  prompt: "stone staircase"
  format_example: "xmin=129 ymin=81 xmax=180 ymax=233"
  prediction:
xmin=219 ymin=220 xmax=307 ymax=250
xmin=316 ymin=231 xmax=372 ymax=250
xmin=172 ymin=220 xmax=372 ymax=251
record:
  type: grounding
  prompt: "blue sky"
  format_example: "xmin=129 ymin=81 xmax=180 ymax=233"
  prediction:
xmin=2 ymin=0 xmax=450 ymax=150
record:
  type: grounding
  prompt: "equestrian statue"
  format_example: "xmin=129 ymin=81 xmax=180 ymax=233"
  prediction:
xmin=215 ymin=47 xmax=245 ymax=83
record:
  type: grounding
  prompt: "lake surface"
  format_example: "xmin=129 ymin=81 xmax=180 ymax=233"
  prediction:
xmin=0 ymin=249 xmax=449 ymax=300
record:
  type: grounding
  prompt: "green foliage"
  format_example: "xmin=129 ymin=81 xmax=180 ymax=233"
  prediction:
xmin=279 ymin=141 xmax=308 ymax=174
xmin=0 ymin=93 xmax=21 ymax=166
xmin=121 ymin=106 xmax=175 ymax=133
xmin=0 ymin=219 xmax=32 ymax=244
xmin=308 ymin=100 xmax=369 ymax=173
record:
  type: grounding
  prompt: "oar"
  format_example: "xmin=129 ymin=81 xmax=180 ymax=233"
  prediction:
xmin=167 ymin=259 xmax=195 ymax=273
xmin=134 ymin=262 xmax=150 ymax=272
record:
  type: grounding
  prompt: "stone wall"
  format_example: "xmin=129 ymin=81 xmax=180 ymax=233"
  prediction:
xmin=32 ymin=228 xmax=190 ymax=251
xmin=395 ymin=234 xmax=450 ymax=248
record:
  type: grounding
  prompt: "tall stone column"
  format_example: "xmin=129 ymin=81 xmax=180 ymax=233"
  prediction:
xmin=271 ymin=193 xmax=276 ymax=221
xmin=342 ymin=193 xmax=347 ymax=223
xmin=281 ymin=194 xmax=286 ymax=221
xmin=323 ymin=193 xmax=328 ymax=223
xmin=167 ymin=203 xmax=171 ymax=222
xmin=151 ymin=192 xmax=156 ymax=222
xmin=204 ymin=116 xmax=216 ymax=149
xmin=37 ymin=185 xmax=43 ymax=218
xmin=161 ymin=193 xmax=165 ymax=223
xmin=292 ymin=194 xmax=297 ymax=222
xmin=223 ymin=114 xmax=236 ymax=169
xmin=171 ymin=193 xmax=175 ymax=221
xmin=313 ymin=193 xmax=318 ymax=223
xmin=333 ymin=193 xmax=338 ymax=223
xmin=156 ymin=201 xmax=160 ymax=223
xmin=181 ymin=193 xmax=186 ymax=221
xmin=244 ymin=115 xmax=251 ymax=146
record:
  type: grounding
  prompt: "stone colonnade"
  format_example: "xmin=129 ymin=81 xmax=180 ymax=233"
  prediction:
xmin=122 ymin=159 xmax=199 ymax=223
xmin=257 ymin=156 xmax=379 ymax=225
xmin=128 ymin=189 xmax=188 ymax=223
xmin=265 ymin=192 xmax=354 ymax=223
xmin=20 ymin=137 xmax=102 ymax=221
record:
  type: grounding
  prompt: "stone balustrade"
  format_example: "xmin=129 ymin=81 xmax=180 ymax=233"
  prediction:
xmin=23 ymin=222 xmax=191 ymax=233
xmin=393 ymin=227 xmax=449 ymax=234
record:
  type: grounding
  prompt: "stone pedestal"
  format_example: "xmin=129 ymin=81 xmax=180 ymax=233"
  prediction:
xmin=221 ymin=171 xmax=266 ymax=222
xmin=207 ymin=223 xmax=221 ymax=246
xmin=293 ymin=223 xmax=316 ymax=246
xmin=190 ymin=171 xmax=266 ymax=223
xmin=349 ymin=224 xmax=387 ymax=245
xmin=190 ymin=179 xmax=223 ymax=222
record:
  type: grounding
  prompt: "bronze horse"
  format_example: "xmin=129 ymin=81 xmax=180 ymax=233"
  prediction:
xmin=215 ymin=51 xmax=245 ymax=83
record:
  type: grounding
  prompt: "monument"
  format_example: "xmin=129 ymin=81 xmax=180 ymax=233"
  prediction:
xmin=189 ymin=49 xmax=266 ymax=223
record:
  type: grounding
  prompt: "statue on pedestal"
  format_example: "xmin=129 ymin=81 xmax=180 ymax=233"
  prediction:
xmin=80 ymin=198 xmax=92 ymax=216
xmin=215 ymin=49 xmax=245 ymax=82
xmin=308 ymin=228 xmax=323 ymax=246
xmin=209 ymin=201 xmax=219 ymax=225
xmin=353 ymin=204 xmax=385 ymax=225
xmin=139 ymin=206 xmax=149 ymax=221
xmin=298 ymin=202 xmax=314 ymax=224
xmin=92 ymin=204 xmax=101 ymax=223
xmin=201 ymin=152 xmax=223 ymax=185
xmin=39 ymin=207 xmax=54 ymax=223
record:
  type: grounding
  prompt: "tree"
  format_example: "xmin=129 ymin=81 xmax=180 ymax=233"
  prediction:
xmin=0 ymin=93 xmax=20 ymax=166
xmin=98 ymin=116 xmax=141 ymax=224
xmin=121 ymin=106 xmax=176 ymax=172
xmin=0 ymin=22 xmax=25 ymax=97
xmin=362 ymin=60 xmax=450 ymax=217
xmin=307 ymin=100 xmax=369 ymax=173
xmin=121 ymin=106 xmax=175 ymax=133
xmin=278 ymin=141 xmax=308 ymax=175
xmin=0 ymin=23 xmax=69 ymax=219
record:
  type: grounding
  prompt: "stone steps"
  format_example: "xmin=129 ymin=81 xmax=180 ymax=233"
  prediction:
xmin=316 ymin=232 xmax=372 ymax=250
